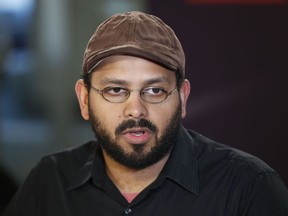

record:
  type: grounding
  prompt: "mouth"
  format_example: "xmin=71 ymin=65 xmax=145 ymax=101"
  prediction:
xmin=130 ymin=131 xmax=145 ymax=136
xmin=121 ymin=127 xmax=153 ymax=144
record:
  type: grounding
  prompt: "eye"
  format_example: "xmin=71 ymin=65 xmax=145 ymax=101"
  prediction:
xmin=104 ymin=87 xmax=128 ymax=95
xmin=143 ymin=87 xmax=166 ymax=95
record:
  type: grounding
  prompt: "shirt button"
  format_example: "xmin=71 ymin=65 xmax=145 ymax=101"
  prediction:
xmin=124 ymin=208 xmax=132 ymax=214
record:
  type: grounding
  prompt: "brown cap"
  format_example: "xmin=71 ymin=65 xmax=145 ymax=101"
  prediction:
xmin=82 ymin=11 xmax=185 ymax=79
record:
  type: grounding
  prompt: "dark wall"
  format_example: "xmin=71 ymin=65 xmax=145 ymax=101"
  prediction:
xmin=149 ymin=1 xmax=288 ymax=185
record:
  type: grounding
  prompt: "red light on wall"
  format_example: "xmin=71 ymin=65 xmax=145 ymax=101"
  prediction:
xmin=182 ymin=0 xmax=286 ymax=4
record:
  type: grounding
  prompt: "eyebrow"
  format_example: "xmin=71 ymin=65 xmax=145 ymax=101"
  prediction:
xmin=144 ymin=77 xmax=171 ymax=85
xmin=99 ymin=78 xmax=128 ymax=86
xmin=99 ymin=76 xmax=171 ymax=86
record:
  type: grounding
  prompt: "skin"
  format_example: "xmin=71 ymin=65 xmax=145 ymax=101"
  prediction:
xmin=75 ymin=55 xmax=190 ymax=194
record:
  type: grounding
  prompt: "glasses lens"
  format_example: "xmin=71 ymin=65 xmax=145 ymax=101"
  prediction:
xmin=102 ymin=87 xmax=128 ymax=103
xmin=141 ymin=87 xmax=168 ymax=103
xmin=98 ymin=86 xmax=176 ymax=103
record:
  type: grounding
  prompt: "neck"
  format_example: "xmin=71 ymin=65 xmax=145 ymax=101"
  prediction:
xmin=103 ymin=151 xmax=170 ymax=194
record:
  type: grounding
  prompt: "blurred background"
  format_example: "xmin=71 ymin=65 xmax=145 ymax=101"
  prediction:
xmin=0 ymin=0 xmax=287 ymax=212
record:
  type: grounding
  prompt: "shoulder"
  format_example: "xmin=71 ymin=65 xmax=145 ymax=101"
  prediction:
xmin=41 ymin=141 xmax=97 ymax=165
xmin=3 ymin=141 xmax=98 ymax=215
xmin=186 ymin=129 xmax=274 ymax=176
xmin=185 ymin=129 xmax=288 ymax=213
xmin=30 ymin=141 xmax=97 ymax=184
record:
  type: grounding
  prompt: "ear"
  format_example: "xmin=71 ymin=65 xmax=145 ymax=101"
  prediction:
xmin=179 ymin=79 xmax=191 ymax=118
xmin=75 ymin=79 xmax=90 ymax=120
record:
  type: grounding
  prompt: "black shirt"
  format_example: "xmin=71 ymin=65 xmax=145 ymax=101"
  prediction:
xmin=4 ymin=126 xmax=288 ymax=215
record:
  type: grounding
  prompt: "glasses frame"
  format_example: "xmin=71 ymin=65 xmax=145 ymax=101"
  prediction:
xmin=90 ymin=85 xmax=178 ymax=104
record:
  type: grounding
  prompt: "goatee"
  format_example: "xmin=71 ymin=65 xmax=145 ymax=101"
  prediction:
xmin=89 ymin=104 xmax=182 ymax=169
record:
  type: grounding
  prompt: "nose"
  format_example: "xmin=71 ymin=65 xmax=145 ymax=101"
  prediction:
xmin=123 ymin=91 xmax=148 ymax=119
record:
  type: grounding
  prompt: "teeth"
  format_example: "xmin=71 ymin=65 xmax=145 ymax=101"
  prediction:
xmin=131 ymin=131 xmax=144 ymax=136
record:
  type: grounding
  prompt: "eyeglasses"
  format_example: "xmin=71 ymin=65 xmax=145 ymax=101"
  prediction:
xmin=90 ymin=85 xmax=178 ymax=104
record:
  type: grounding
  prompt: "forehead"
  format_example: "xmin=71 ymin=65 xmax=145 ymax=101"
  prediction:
xmin=90 ymin=55 xmax=177 ymax=85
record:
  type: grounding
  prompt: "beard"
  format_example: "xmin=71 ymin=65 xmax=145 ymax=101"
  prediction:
xmin=89 ymin=103 xmax=182 ymax=170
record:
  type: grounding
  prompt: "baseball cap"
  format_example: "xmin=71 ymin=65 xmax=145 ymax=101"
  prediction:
xmin=82 ymin=11 xmax=185 ymax=79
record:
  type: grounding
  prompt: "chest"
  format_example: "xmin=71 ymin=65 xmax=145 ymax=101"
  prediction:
xmin=42 ymin=180 xmax=240 ymax=216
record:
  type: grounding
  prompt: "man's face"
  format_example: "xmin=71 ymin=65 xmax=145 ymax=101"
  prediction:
xmin=89 ymin=100 xmax=182 ymax=169
xmin=76 ymin=55 xmax=190 ymax=169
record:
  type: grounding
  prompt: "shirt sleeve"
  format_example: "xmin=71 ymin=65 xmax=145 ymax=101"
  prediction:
xmin=3 ymin=158 xmax=48 ymax=216
xmin=243 ymin=171 xmax=288 ymax=216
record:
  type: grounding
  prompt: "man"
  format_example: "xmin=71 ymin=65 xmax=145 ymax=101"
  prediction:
xmin=4 ymin=11 xmax=288 ymax=215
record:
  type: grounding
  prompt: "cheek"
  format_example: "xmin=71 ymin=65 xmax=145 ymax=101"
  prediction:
xmin=90 ymin=102 xmax=123 ymax=131
xmin=149 ymin=106 xmax=177 ymax=129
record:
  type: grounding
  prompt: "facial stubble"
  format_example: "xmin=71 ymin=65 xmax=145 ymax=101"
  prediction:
xmin=89 ymin=103 xmax=182 ymax=170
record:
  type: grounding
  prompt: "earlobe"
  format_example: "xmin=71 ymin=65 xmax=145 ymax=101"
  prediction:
xmin=75 ymin=79 xmax=90 ymax=120
xmin=179 ymin=79 xmax=191 ymax=118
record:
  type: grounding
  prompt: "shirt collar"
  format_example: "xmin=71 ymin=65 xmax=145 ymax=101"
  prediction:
xmin=160 ymin=125 xmax=199 ymax=195
xmin=66 ymin=144 xmax=110 ymax=191
xmin=66 ymin=144 xmax=97 ymax=191
xmin=66 ymin=125 xmax=199 ymax=195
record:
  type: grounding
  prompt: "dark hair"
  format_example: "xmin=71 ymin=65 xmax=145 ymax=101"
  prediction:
xmin=81 ymin=72 xmax=92 ymax=91
xmin=175 ymin=72 xmax=184 ymax=89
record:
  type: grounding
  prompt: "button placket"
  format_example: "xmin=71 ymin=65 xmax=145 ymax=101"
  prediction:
xmin=124 ymin=207 xmax=132 ymax=214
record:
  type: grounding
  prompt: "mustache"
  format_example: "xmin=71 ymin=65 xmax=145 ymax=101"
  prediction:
xmin=115 ymin=119 xmax=157 ymax=135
